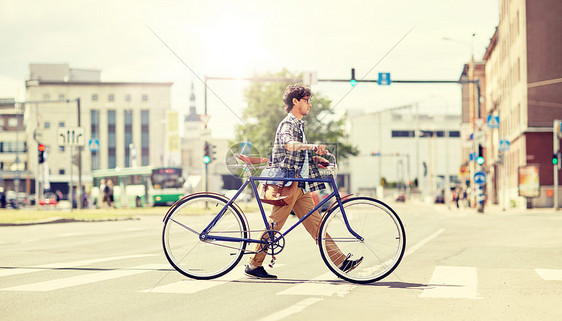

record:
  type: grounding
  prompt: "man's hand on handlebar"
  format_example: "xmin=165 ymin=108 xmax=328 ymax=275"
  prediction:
xmin=313 ymin=144 xmax=327 ymax=155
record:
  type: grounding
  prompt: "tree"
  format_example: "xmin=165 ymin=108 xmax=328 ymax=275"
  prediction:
xmin=234 ymin=69 xmax=358 ymax=160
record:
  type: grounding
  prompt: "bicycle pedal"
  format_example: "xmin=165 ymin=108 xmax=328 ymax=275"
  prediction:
xmin=268 ymin=255 xmax=276 ymax=268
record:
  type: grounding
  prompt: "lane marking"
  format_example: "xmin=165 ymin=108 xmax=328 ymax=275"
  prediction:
xmin=1 ymin=264 xmax=163 ymax=292
xmin=0 ymin=254 xmax=157 ymax=277
xmin=535 ymin=268 xmax=562 ymax=281
xmin=256 ymin=298 xmax=323 ymax=321
xmin=276 ymin=272 xmax=354 ymax=296
xmin=420 ymin=266 xmax=479 ymax=299
xmin=404 ymin=228 xmax=445 ymax=257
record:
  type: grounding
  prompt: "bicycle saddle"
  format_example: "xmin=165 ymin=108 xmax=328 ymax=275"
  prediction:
xmin=238 ymin=154 xmax=269 ymax=165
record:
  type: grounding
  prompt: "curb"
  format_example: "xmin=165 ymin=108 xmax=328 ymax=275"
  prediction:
xmin=0 ymin=216 xmax=139 ymax=227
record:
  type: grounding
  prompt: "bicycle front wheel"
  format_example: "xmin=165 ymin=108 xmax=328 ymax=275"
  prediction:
xmin=162 ymin=194 xmax=248 ymax=280
xmin=318 ymin=197 xmax=405 ymax=284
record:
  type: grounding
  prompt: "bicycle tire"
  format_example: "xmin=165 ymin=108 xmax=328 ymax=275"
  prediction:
xmin=162 ymin=194 xmax=248 ymax=280
xmin=318 ymin=197 xmax=406 ymax=284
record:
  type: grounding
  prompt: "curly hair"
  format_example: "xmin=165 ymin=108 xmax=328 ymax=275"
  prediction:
xmin=282 ymin=84 xmax=313 ymax=113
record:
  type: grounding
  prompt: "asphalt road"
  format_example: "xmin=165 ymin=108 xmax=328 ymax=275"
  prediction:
xmin=1 ymin=201 xmax=561 ymax=321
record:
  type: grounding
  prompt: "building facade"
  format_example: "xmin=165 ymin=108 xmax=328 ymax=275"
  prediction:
xmin=348 ymin=108 xmax=462 ymax=199
xmin=25 ymin=64 xmax=173 ymax=196
xmin=479 ymin=0 xmax=562 ymax=209
xmin=0 ymin=99 xmax=29 ymax=196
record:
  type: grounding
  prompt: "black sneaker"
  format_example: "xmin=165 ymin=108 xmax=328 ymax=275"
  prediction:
xmin=244 ymin=265 xmax=278 ymax=279
xmin=339 ymin=254 xmax=363 ymax=273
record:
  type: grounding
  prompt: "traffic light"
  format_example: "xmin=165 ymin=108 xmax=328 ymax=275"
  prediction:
xmin=476 ymin=144 xmax=485 ymax=165
xmin=38 ymin=144 xmax=46 ymax=164
xmin=553 ymin=153 xmax=560 ymax=166
xmin=203 ymin=142 xmax=216 ymax=164
xmin=203 ymin=142 xmax=211 ymax=164
xmin=350 ymin=68 xmax=357 ymax=87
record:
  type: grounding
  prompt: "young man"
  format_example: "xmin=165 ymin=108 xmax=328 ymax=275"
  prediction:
xmin=245 ymin=84 xmax=362 ymax=279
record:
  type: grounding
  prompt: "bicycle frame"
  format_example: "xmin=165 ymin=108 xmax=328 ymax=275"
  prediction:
xmin=199 ymin=175 xmax=364 ymax=248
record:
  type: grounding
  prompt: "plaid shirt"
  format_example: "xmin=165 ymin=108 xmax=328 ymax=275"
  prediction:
xmin=271 ymin=113 xmax=326 ymax=191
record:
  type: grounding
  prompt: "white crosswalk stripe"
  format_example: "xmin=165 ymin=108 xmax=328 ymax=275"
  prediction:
xmin=420 ymin=266 xmax=479 ymax=299
xmin=0 ymin=254 xmax=157 ymax=278
xmin=1 ymin=264 xmax=166 ymax=292
xmin=535 ymin=268 xmax=562 ymax=281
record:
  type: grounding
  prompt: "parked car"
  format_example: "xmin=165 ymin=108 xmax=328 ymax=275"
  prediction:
xmin=39 ymin=192 xmax=58 ymax=206
xmin=394 ymin=192 xmax=406 ymax=202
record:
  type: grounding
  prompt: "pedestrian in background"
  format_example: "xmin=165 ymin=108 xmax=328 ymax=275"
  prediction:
xmin=104 ymin=179 xmax=114 ymax=208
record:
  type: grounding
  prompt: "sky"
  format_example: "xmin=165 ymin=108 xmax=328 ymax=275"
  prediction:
xmin=0 ymin=0 xmax=499 ymax=139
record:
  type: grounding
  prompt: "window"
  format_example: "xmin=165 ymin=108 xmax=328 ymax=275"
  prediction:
xmin=391 ymin=130 xmax=414 ymax=138
xmin=92 ymin=94 xmax=98 ymax=101
xmin=125 ymin=94 xmax=131 ymax=102
xmin=108 ymin=94 xmax=114 ymax=102
xmin=141 ymin=110 xmax=149 ymax=166
xmin=59 ymin=169 xmax=65 ymax=175
xmin=108 ymin=110 xmax=116 ymax=168
xmin=58 ymin=94 xmax=65 ymax=101
xmin=59 ymin=122 xmax=65 ymax=127
xmin=59 ymin=146 xmax=65 ymax=152
xmin=142 ymin=94 xmax=148 ymax=102
xmin=8 ymin=117 xmax=18 ymax=127
xmin=91 ymin=110 xmax=100 ymax=170
xmin=44 ymin=122 xmax=51 ymax=129
xmin=124 ymin=110 xmax=133 ymax=167
xmin=448 ymin=131 xmax=460 ymax=138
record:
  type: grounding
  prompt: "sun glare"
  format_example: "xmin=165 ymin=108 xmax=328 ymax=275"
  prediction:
xmin=203 ymin=18 xmax=261 ymax=78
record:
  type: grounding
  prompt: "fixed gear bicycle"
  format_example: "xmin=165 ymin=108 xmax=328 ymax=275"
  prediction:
xmin=162 ymin=153 xmax=406 ymax=284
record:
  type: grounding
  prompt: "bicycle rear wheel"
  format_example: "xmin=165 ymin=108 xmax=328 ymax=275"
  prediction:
xmin=318 ymin=197 xmax=405 ymax=284
xmin=162 ymin=194 xmax=248 ymax=279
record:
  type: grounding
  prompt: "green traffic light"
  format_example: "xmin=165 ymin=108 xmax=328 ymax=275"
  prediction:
xmin=203 ymin=156 xmax=211 ymax=164
xmin=476 ymin=156 xmax=485 ymax=165
xmin=553 ymin=154 xmax=559 ymax=165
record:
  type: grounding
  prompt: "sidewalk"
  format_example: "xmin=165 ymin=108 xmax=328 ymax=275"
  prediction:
xmin=410 ymin=198 xmax=561 ymax=216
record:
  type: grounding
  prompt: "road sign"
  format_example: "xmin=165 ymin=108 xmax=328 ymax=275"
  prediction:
xmin=475 ymin=118 xmax=484 ymax=130
xmin=378 ymin=73 xmax=391 ymax=85
xmin=89 ymin=139 xmax=100 ymax=152
xmin=499 ymin=139 xmax=510 ymax=152
xmin=57 ymin=127 xmax=85 ymax=146
xmin=474 ymin=171 xmax=486 ymax=186
xmin=487 ymin=115 xmax=499 ymax=128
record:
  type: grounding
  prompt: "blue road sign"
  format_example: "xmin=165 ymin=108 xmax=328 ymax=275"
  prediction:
xmin=89 ymin=139 xmax=100 ymax=152
xmin=378 ymin=73 xmax=391 ymax=85
xmin=499 ymin=139 xmax=510 ymax=152
xmin=487 ymin=115 xmax=499 ymax=128
xmin=474 ymin=171 xmax=486 ymax=186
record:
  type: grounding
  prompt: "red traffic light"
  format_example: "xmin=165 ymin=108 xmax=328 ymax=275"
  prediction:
xmin=38 ymin=144 xmax=46 ymax=152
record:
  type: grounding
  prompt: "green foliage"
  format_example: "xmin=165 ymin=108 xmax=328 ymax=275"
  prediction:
xmin=234 ymin=69 xmax=358 ymax=160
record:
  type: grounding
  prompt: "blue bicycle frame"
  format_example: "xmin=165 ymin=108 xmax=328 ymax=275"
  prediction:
xmin=199 ymin=175 xmax=364 ymax=248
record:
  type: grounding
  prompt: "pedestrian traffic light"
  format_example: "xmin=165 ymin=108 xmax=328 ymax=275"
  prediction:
xmin=38 ymin=144 xmax=46 ymax=164
xmin=350 ymin=68 xmax=357 ymax=87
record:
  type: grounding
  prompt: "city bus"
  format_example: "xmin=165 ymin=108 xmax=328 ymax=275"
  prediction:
xmin=150 ymin=167 xmax=185 ymax=206
xmin=91 ymin=166 xmax=186 ymax=207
